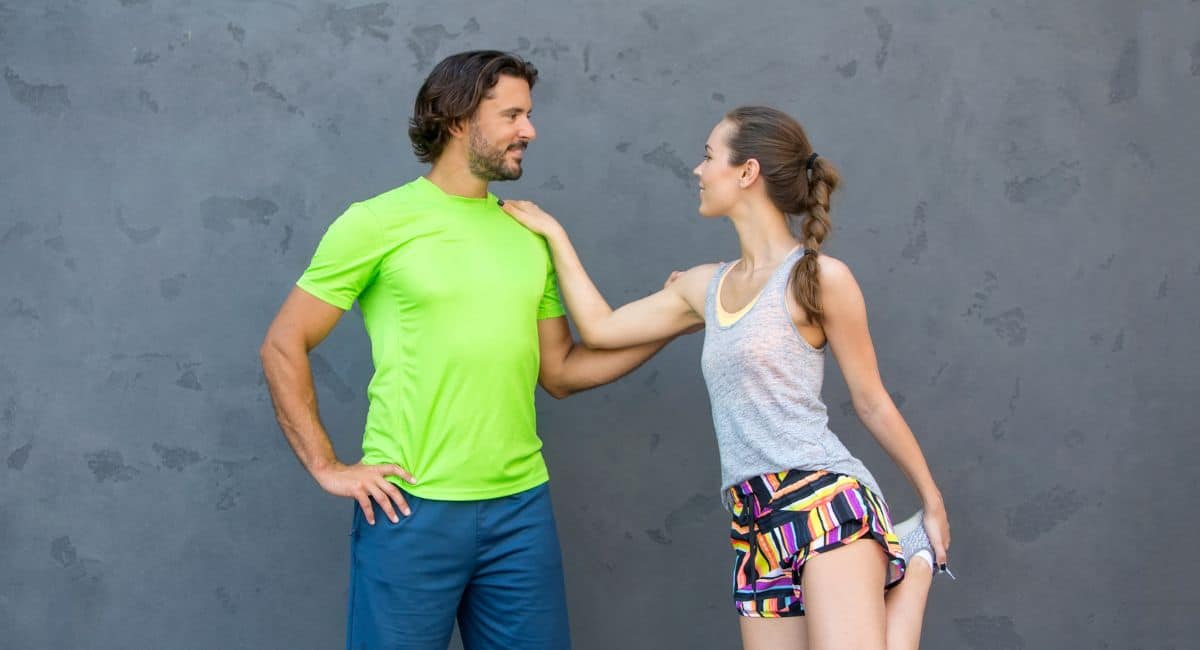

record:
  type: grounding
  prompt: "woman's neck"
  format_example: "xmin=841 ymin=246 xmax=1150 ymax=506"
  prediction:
xmin=728 ymin=201 xmax=799 ymax=272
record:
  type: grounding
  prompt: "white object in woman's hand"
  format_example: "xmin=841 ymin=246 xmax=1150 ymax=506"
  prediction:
xmin=499 ymin=199 xmax=563 ymax=237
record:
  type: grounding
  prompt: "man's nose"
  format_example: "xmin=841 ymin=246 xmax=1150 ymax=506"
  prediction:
xmin=519 ymin=116 xmax=536 ymax=141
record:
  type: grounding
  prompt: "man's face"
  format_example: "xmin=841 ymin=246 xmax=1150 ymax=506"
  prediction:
xmin=465 ymin=75 xmax=537 ymax=182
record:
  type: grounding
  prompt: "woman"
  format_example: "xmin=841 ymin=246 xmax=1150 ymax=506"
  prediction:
xmin=502 ymin=106 xmax=952 ymax=649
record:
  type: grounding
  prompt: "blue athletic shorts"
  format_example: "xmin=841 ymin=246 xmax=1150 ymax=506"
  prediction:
xmin=346 ymin=482 xmax=570 ymax=650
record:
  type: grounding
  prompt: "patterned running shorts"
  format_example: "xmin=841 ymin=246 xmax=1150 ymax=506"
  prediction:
xmin=729 ymin=469 xmax=906 ymax=617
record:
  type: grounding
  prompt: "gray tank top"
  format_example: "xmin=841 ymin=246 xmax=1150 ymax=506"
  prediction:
xmin=700 ymin=247 xmax=883 ymax=505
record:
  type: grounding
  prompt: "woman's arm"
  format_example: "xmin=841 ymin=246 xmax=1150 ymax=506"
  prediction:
xmin=818 ymin=255 xmax=952 ymax=566
xmin=502 ymin=200 xmax=713 ymax=349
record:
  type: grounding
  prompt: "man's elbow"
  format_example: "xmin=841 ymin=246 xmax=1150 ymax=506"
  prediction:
xmin=258 ymin=338 xmax=275 ymax=366
xmin=539 ymin=364 xmax=582 ymax=399
xmin=540 ymin=378 xmax=574 ymax=400
xmin=259 ymin=329 xmax=296 ymax=368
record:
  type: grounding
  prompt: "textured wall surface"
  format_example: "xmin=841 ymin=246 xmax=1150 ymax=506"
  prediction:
xmin=2 ymin=1 xmax=1198 ymax=648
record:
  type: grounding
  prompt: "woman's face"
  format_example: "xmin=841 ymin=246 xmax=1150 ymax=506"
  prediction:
xmin=693 ymin=119 xmax=744 ymax=218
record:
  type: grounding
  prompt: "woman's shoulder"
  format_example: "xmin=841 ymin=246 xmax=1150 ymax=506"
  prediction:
xmin=665 ymin=263 xmax=724 ymax=309
xmin=811 ymin=254 xmax=866 ymax=305
xmin=680 ymin=262 xmax=726 ymax=289
xmin=814 ymin=253 xmax=854 ymax=282
xmin=685 ymin=261 xmax=724 ymax=278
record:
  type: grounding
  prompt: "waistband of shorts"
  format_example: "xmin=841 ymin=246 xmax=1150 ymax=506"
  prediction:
xmin=725 ymin=469 xmax=832 ymax=518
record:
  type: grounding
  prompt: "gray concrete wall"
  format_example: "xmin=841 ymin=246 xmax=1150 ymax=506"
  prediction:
xmin=2 ymin=1 xmax=1198 ymax=648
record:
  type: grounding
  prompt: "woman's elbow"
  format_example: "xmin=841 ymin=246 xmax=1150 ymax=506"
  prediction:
xmin=851 ymin=390 xmax=893 ymax=424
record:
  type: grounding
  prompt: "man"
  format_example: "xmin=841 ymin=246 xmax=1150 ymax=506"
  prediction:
xmin=260 ymin=50 xmax=677 ymax=650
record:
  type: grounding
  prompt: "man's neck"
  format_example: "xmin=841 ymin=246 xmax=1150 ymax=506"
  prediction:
xmin=426 ymin=160 xmax=488 ymax=199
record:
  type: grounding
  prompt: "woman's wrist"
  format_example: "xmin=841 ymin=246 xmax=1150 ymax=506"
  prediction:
xmin=543 ymin=224 xmax=569 ymax=247
xmin=920 ymin=489 xmax=945 ymax=512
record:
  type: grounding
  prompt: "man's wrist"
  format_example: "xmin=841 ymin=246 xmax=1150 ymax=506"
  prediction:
xmin=309 ymin=455 xmax=342 ymax=478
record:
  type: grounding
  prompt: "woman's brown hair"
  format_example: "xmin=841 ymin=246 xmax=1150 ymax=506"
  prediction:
xmin=408 ymin=50 xmax=538 ymax=163
xmin=723 ymin=106 xmax=841 ymax=325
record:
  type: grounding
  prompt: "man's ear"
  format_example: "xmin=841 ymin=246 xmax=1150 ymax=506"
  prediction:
xmin=447 ymin=118 xmax=468 ymax=139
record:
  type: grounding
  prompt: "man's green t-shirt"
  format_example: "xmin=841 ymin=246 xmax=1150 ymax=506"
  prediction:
xmin=297 ymin=177 xmax=564 ymax=500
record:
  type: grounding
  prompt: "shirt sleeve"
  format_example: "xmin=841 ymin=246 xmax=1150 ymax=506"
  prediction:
xmin=536 ymin=246 xmax=566 ymax=320
xmin=295 ymin=202 xmax=385 ymax=310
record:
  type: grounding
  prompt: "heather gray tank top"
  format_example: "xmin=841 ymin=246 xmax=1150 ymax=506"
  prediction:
xmin=700 ymin=248 xmax=883 ymax=506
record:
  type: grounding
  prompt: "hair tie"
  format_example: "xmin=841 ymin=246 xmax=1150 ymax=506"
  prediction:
xmin=805 ymin=152 xmax=819 ymax=172
xmin=803 ymin=248 xmax=817 ymax=257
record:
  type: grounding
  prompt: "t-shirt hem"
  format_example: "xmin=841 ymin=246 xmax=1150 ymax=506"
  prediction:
xmin=386 ymin=473 xmax=550 ymax=501
xmin=295 ymin=280 xmax=353 ymax=311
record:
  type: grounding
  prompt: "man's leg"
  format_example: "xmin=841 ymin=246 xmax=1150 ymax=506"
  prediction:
xmin=456 ymin=483 xmax=570 ymax=650
xmin=347 ymin=494 xmax=476 ymax=650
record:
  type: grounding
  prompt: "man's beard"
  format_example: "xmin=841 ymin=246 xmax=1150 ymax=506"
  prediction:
xmin=467 ymin=122 xmax=526 ymax=181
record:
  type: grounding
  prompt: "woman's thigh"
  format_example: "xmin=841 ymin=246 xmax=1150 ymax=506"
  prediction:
xmin=739 ymin=615 xmax=807 ymax=650
xmin=885 ymin=557 xmax=933 ymax=650
xmin=800 ymin=538 xmax=888 ymax=650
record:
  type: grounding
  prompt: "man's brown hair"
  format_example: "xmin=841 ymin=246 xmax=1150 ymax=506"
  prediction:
xmin=408 ymin=50 xmax=539 ymax=163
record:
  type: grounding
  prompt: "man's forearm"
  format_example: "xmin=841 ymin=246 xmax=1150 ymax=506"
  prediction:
xmin=550 ymin=337 xmax=674 ymax=397
xmin=260 ymin=340 xmax=340 ymax=475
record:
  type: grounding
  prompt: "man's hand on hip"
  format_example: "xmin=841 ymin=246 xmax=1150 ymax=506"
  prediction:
xmin=314 ymin=461 xmax=417 ymax=525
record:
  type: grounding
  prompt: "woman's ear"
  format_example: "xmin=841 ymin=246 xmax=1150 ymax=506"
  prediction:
xmin=740 ymin=158 xmax=761 ymax=188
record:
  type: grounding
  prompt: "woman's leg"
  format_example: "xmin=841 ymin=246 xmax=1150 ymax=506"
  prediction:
xmin=739 ymin=616 xmax=807 ymax=650
xmin=800 ymin=538 xmax=888 ymax=650
xmin=884 ymin=554 xmax=933 ymax=650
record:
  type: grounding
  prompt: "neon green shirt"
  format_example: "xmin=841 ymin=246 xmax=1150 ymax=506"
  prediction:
xmin=296 ymin=177 xmax=564 ymax=500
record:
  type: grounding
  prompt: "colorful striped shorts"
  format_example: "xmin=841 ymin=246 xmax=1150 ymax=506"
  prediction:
xmin=728 ymin=469 xmax=906 ymax=617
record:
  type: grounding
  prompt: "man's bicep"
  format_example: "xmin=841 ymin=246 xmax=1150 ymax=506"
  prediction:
xmin=535 ymin=316 xmax=574 ymax=390
xmin=267 ymin=286 xmax=347 ymax=352
xmin=537 ymin=316 xmax=572 ymax=363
